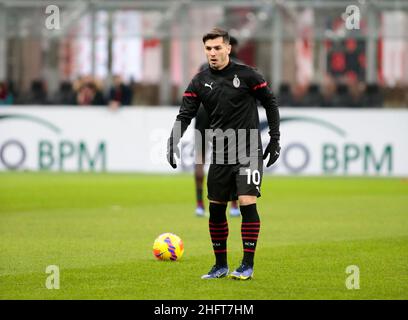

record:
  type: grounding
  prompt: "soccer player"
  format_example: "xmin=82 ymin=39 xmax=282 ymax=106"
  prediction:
xmin=194 ymin=36 xmax=241 ymax=218
xmin=167 ymin=28 xmax=280 ymax=280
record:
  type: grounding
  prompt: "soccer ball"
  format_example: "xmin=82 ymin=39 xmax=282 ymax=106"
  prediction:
xmin=153 ymin=233 xmax=184 ymax=261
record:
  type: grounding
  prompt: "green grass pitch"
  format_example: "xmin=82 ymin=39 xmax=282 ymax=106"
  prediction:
xmin=0 ymin=172 xmax=407 ymax=300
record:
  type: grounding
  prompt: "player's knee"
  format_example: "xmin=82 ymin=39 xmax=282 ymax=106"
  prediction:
xmin=209 ymin=200 xmax=228 ymax=205
xmin=238 ymin=196 xmax=257 ymax=206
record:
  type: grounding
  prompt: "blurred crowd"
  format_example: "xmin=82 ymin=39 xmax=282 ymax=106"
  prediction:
xmin=0 ymin=75 xmax=133 ymax=109
xmin=276 ymin=75 xmax=407 ymax=108
xmin=1 ymin=75 xmax=407 ymax=108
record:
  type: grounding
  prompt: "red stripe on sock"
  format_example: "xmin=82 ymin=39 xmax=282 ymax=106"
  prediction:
xmin=214 ymin=249 xmax=227 ymax=253
xmin=244 ymin=249 xmax=256 ymax=253
xmin=209 ymin=221 xmax=228 ymax=226
xmin=242 ymin=237 xmax=259 ymax=240
xmin=210 ymin=232 xmax=229 ymax=236
xmin=212 ymin=237 xmax=228 ymax=240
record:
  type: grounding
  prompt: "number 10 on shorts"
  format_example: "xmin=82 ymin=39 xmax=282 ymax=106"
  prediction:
xmin=245 ymin=169 xmax=260 ymax=185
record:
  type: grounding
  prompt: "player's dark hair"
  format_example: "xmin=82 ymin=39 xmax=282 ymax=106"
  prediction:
xmin=229 ymin=36 xmax=238 ymax=47
xmin=202 ymin=27 xmax=230 ymax=44
xmin=229 ymin=36 xmax=239 ymax=57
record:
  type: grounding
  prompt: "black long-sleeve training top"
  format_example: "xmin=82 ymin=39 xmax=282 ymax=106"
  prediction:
xmin=171 ymin=60 xmax=280 ymax=163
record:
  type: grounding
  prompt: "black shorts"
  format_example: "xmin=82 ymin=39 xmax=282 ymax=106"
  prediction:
xmin=207 ymin=156 xmax=263 ymax=202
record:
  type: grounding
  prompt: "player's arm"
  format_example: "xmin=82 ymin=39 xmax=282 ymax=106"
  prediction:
xmin=167 ymin=80 xmax=201 ymax=169
xmin=248 ymin=69 xmax=281 ymax=167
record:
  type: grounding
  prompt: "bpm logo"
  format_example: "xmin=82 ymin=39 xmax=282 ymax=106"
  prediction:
xmin=259 ymin=116 xmax=392 ymax=175
xmin=0 ymin=113 xmax=106 ymax=171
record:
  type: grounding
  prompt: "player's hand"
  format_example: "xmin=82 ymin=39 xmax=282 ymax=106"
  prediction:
xmin=166 ymin=138 xmax=180 ymax=169
xmin=263 ymin=139 xmax=280 ymax=167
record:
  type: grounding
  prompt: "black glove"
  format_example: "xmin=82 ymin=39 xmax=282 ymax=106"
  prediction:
xmin=263 ymin=139 xmax=280 ymax=167
xmin=166 ymin=138 xmax=180 ymax=169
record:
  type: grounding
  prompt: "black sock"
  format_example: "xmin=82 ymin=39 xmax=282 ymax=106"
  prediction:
xmin=196 ymin=190 xmax=204 ymax=208
xmin=195 ymin=166 xmax=204 ymax=207
xmin=240 ymin=204 xmax=260 ymax=267
xmin=209 ymin=202 xmax=228 ymax=266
